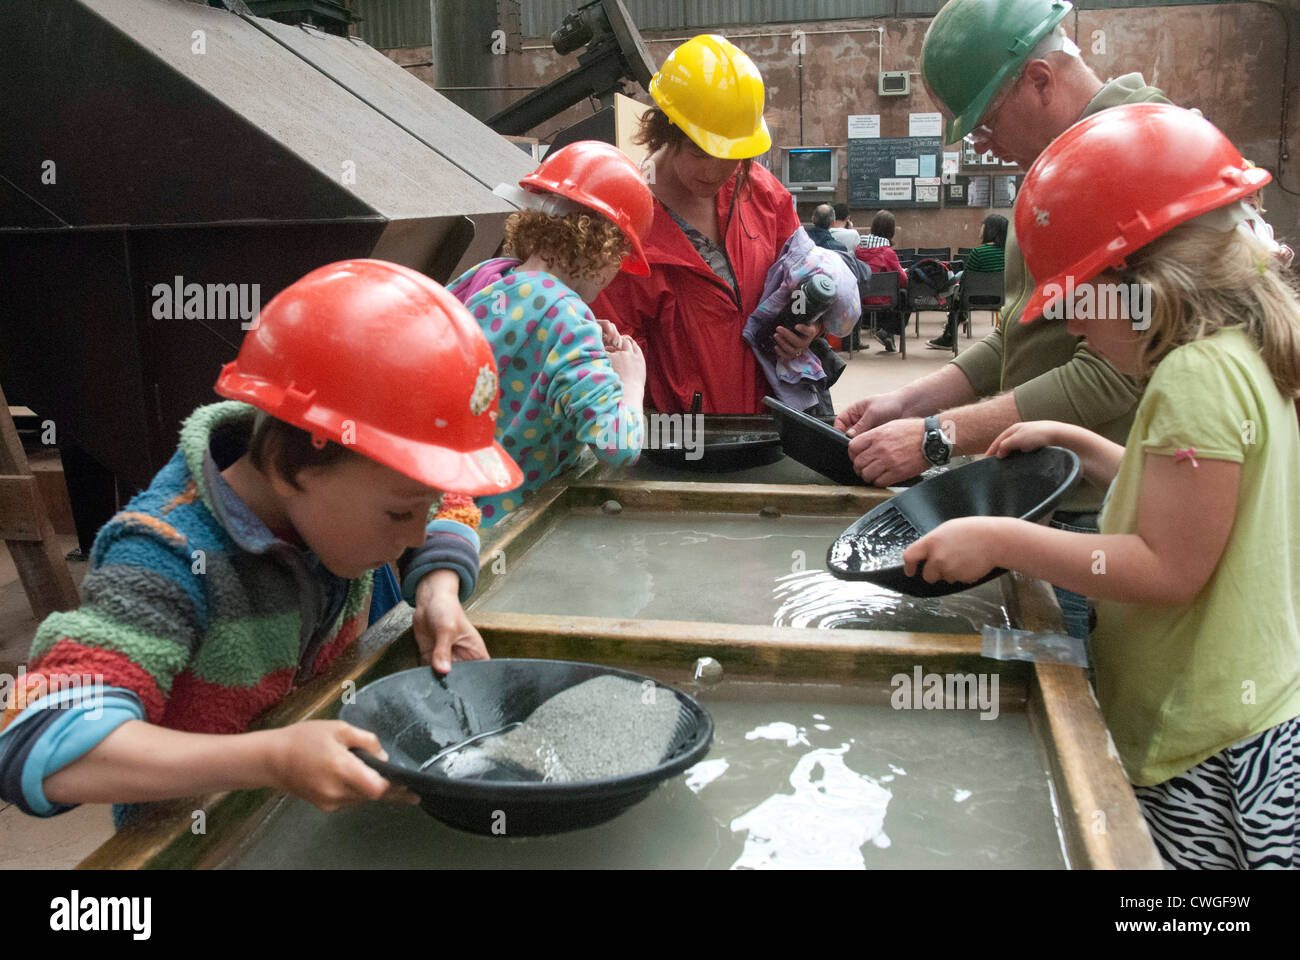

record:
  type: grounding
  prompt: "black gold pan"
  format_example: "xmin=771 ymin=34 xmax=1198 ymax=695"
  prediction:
xmin=827 ymin=446 xmax=1082 ymax=597
xmin=762 ymin=396 xmax=863 ymax=485
xmin=341 ymin=659 xmax=713 ymax=836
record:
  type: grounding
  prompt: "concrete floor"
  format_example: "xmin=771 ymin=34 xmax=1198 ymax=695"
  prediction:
xmin=0 ymin=308 xmax=986 ymax=869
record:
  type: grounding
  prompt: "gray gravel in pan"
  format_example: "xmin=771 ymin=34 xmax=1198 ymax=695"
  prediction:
xmin=437 ymin=676 xmax=682 ymax=783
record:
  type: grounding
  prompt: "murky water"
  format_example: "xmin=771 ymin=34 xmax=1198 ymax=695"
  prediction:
xmin=228 ymin=682 xmax=1065 ymax=869
xmin=475 ymin=511 xmax=1011 ymax=634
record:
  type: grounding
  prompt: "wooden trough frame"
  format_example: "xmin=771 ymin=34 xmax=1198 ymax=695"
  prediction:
xmin=78 ymin=463 xmax=1160 ymax=869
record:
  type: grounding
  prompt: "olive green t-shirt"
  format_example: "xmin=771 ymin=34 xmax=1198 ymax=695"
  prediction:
xmin=1094 ymin=328 xmax=1300 ymax=785
xmin=950 ymin=73 xmax=1169 ymax=511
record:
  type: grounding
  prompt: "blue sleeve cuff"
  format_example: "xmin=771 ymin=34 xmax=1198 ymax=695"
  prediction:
xmin=428 ymin=519 xmax=481 ymax=550
xmin=399 ymin=519 xmax=482 ymax=604
xmin=0 ymin=686 xmax=145 ymax=817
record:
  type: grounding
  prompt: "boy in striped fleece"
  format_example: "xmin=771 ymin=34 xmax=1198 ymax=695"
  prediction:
xmin=0 ymin=260 xmax=522 ymax=821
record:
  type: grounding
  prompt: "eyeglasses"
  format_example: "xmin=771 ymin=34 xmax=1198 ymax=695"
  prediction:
xmin=962 ymin=32 xmax=1081 ymax=146
xmin=963 ymin=68 xmax=1024 ymax=146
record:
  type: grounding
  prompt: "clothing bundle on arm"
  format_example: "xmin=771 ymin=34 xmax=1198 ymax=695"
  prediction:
xmin=0 ymin=402 xmax=481 ymax=819
xmin=741 ymin=227 xmax=860 ymax=411
xmin=451 ymin=263 xmax=643 ymax=527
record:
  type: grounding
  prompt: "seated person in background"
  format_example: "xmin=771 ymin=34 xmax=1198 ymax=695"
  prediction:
xmin=930 ymin=213 xmax=1007 ymax=350
xmin=856 ymin=209 xmax=910 ymax=353
xmin=830 ymin=203 xmax=861 ymax=251
xmin=806 ymin=203 xmax=848 ymax=252
xmin=0 ymin=261 xmax=520 ymax=824
xmin=449 ymin=141 xmax=650 ymax=528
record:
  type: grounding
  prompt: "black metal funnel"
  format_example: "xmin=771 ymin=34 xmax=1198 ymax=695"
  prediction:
xmin=0 ymin=0 xmax=534 ymax=528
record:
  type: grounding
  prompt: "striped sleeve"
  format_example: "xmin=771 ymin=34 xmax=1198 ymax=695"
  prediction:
xmin=16 ymin=523 xmax=205 ymax=728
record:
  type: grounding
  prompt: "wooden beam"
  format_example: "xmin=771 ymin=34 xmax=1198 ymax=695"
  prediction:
xmin=0 ymin=475 xmax=42 ymax=540
xmin=1009 ymin=571 xmax=1161 ymax=869
xmin=0 ymin=382 xmax=79 ymax=619
xmin=470 ymin=610 xmax=1028 ymax=698
xmin=565 ymin=479 xmax=892 ymax=515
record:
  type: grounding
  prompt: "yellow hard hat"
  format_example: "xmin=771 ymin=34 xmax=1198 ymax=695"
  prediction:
xmin=648 ymin=34 xmax=772 ymax=160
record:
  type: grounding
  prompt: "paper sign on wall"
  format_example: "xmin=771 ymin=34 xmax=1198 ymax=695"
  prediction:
xmin=919 ymin=155 xmax=936 ymax=178
xmin=909 ymin=112 xmax=943 ymax=138
xmin=942 ymin=151 xmax=960 ymax=183
xmin=847 ymin=114 xmax=880 ymax=139
xmin=895 ymin=158 xmax=919 ymax=176
xmin=879 ymin=178 xmax=912 ymax=201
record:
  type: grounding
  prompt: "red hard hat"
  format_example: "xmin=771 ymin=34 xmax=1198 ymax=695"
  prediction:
xmin=1017 ymin=103 xmax=1271 ymax=322
xmin=215 ymin=260 xmax=523 ymax=496
xmin=518 ymin=141 xmax=654 ymax=276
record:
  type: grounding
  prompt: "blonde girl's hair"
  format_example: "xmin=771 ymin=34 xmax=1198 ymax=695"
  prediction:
xmin=1119 ymin=224 xmax=1300 ymax=397
xmin=503 ymin=208 xmax=630 ymax=283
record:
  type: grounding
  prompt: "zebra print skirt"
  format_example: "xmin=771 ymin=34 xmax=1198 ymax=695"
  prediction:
xmin=1133 ymin=714 xmax=1299 ymax=869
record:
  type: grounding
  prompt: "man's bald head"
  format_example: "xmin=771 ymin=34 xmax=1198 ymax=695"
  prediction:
xmin=813 ymin=204 xmax=835 ymax=229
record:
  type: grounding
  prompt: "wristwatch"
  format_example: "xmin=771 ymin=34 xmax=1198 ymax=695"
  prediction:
xmin=922 ymin=415 xmax=952 ymax=467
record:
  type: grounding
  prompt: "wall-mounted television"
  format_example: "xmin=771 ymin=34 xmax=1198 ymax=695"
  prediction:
xmin=781 ymin=147 xmax=837 ymax=193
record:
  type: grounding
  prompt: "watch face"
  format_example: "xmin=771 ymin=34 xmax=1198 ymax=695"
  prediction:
xmin=924 ymin=434 xmax=949 ymax=465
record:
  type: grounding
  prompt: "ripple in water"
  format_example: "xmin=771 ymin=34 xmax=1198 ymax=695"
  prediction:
xmin=771 ymin=570 xmax=1012 ymax=633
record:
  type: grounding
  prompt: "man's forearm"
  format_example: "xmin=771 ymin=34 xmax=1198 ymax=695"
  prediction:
xmin=899 ymin=363 xmax=978 ymax=418
xmin=940 ymin=392 xmax=1021 ymax=455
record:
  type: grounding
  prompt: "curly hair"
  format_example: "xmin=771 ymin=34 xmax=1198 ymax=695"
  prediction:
xmin=503 ymin=208 xmax=630 ymax=283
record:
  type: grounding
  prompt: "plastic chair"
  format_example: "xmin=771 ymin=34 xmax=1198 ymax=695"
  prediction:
xmin=860 ymin=271 xmax=905 ymax=359
xmin=950 ymin=270 xmax=1005 ymax=356
xmin=957 ymin=246 xmax=976 ymax=257
xmin=893 ymin=247 xmax=916 ymax=267
xmin=916 ymin=247 xmax=950 ymax=262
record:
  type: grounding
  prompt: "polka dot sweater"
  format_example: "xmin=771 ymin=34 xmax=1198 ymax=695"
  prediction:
xmin=451 ymin=262 xmax=644 ymax=527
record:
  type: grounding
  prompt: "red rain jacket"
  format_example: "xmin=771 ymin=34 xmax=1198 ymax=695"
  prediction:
xmin=593 ymin=163 xmax=801 ymax=414
xmin=855 ymin=242 xmax=909 ymax=304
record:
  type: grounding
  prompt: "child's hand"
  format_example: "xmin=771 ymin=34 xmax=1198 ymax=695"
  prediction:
xmin=606 ymin=335 xmax=646 ymax=397
xmin=985 ymin=421 xmax=1061 ymax=459
xmin=594 ymin=317 xmax=623 ymax=351
xmin=267 ymin=720 xmax=415 ymax=812
xmin=904 ymin=517 xmax=1002 ymax=584
xmin=413 ymin=569 xmax=490 ymax=674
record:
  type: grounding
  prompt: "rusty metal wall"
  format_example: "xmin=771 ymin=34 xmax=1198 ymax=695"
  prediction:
xmin=352 ymin=1 xmax=1265 ymax=45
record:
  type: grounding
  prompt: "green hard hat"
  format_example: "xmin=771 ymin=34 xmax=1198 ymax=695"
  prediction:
xmin=922 ymin=0 xmax=1073 ymax=144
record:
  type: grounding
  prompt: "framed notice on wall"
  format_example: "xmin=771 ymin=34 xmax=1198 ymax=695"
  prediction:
xmin=847 ymin=136 xmax=943 ymax=208
xmin=992 ymin=175 xmax=1018 ymax=208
